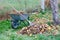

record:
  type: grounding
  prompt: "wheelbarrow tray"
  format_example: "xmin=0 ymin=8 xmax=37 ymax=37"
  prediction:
xmin=9 ymin=14 xmax=29 ymax=21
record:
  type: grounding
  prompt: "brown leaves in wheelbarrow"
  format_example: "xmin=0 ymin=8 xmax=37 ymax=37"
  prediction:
xmin=17 ymin=18 xmax=59 ymax=35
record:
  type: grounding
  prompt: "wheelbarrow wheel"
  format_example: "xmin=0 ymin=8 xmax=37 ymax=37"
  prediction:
xmin=11 ymin=22 xmax=18 ymax=29
xmin=11 ymin=19 xmax=19 ymax=29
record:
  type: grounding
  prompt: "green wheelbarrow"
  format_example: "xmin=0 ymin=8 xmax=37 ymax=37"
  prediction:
xmin=9 ymin=14 xmax=29 ymax=29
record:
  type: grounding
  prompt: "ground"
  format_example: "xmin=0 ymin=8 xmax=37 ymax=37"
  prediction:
xmin=0 ymin=0 xmax=60 ymax=40
xmin=0 ymin=12 xmax=60 ymax=40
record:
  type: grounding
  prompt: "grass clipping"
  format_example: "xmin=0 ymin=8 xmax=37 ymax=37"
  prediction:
xmin=17 ymin=18 xmax=59 ymax=35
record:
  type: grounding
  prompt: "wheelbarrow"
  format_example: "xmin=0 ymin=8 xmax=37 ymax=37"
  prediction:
xmin=9 ymin=14 xmax=29 ymax=29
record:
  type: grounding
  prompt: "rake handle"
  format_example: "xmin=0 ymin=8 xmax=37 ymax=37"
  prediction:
xmin=8 ymin=3 xmax=30 ymax=23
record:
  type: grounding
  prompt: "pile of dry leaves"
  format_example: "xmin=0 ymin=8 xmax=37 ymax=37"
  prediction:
xmin=17 ymin=18 xmax=60 ymax=36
